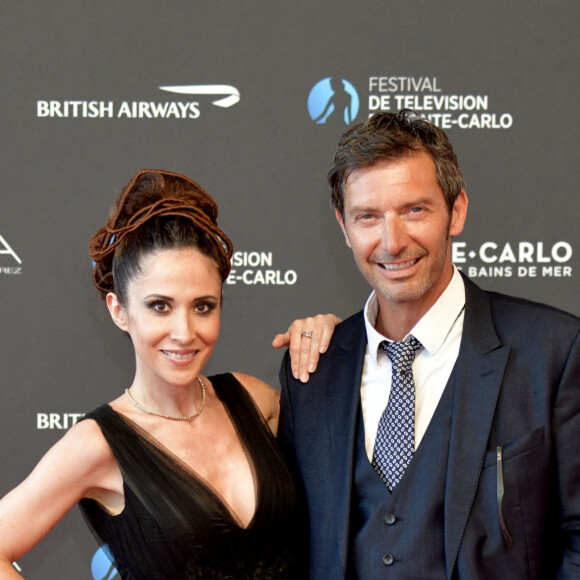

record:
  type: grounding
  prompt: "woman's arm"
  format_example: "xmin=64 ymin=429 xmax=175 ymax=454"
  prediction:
xmin=0 ymin=419 xmax=120 ymax=577
xmin=232 ymin=315 xmax=342 ymax=436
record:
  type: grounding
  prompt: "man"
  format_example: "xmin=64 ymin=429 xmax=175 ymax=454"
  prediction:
xmin=278 ymin=110 xmax=580 ymax=578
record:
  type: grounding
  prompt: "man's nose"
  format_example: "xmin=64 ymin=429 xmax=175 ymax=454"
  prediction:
xmin=381 ymin=215 xmax=407 ymax=256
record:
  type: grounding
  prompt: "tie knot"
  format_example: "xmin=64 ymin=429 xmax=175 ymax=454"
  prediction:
xmin=380 ymin=337 xmax=422 ymax=373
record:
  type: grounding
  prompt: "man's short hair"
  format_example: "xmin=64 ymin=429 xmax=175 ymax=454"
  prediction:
xmin=328 ymin=109 xmax=466 ymax=214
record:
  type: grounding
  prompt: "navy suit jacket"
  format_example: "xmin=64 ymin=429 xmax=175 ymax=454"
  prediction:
xmin=278 ymin=276 xmax=580 ymax=579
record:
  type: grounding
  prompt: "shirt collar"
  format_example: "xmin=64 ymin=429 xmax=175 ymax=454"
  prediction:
xmin=364 ymin=266 xmax=466 ymax=363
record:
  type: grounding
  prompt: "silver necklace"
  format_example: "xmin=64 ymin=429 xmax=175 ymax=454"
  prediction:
xmin=124 ymin=377 xmax=206 ymax=421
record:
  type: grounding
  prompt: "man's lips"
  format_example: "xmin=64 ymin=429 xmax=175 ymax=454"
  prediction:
xmin=376 ymin=257 xmax=420 ymax=271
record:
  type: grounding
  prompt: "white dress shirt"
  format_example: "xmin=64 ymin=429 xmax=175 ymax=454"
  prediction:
xmin=361 ymin=267 xmax=466 ymax=461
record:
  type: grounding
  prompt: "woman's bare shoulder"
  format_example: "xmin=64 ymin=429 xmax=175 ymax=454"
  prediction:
xmin=46 ymin=415 xmax=115 ymax=477
xmin=230 ymin=372 xmax=280 ymax=433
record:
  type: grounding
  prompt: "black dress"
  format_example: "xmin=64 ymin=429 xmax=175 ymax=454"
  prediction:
xmin=79 ymin=373 xmax=306 ymax=579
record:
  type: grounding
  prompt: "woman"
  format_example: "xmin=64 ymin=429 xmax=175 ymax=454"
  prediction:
xmin=0 ymin=169 xmax=337 ymax=579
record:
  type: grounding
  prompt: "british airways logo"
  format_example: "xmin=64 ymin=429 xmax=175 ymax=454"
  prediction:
xmin=36 ymin=84 xmax=241 ymax=119
xmin=159 ymin=84 xmax=240 ymax=108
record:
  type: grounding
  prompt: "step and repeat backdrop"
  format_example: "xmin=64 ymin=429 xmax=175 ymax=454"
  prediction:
xmin=1 ymin=1 xmax=578 ymax=577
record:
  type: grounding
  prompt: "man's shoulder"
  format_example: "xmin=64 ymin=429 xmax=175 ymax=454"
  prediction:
xmin=336 ymin=309 xmax=365 ymax=330
xmin=279 ymin=310 xmax=365 ymax=384
xmin=329 ymin=310 xmax=366 ymax=346
xmin=485 ymin=288 xmax=578 ymax=325
xmin=465 ymin=276 xmax=580 ymax=337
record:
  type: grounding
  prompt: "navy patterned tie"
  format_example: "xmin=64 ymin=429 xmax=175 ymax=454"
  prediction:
xmin=372 ymin=337 xmax=423 ymax=491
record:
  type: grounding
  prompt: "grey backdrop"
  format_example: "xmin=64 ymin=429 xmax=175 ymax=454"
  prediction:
xmin=1 ymin=1 xmax=578 ymax=577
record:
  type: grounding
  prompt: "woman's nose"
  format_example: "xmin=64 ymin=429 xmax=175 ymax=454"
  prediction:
xmin=171 ymin=312 xmax=195 ymax=343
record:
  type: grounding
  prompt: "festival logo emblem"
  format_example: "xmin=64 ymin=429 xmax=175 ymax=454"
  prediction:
xmin=91 ymin=546 xmax=119 ymax=580
xmin=307 ymin=77 xmax=359 ymax=125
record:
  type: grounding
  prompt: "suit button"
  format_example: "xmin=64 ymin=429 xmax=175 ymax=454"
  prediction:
xmin=384 ymin=513 xmax=396 ymax=525
xmin=383 ymin=555 xmax=394 ymax=566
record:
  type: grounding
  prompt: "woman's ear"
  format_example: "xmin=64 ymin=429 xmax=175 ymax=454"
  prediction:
xmin=106 ymin=292 xmax=129 ymax=332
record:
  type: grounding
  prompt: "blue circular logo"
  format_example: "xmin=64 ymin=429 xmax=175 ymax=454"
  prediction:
xmin=91 ymin=546 xmax=118 ymax=580
xmin=307 ymin=77 xmax=359 ymax=125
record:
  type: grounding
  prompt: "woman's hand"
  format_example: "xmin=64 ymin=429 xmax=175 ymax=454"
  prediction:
xmin=272 ymin=314 xmax=341 ymax=383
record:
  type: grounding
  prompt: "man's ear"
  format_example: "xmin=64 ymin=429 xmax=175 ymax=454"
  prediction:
xmin=449 ymin=190 xmax=468 ymax=237
xmin=106 ymin=292 xmax=129 ymax=332
xmin=335 ymin=208 xmax=352 ymax=248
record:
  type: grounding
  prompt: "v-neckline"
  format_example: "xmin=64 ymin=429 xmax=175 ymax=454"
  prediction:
xmin=104 ymin=390 xmax=261 ymax=531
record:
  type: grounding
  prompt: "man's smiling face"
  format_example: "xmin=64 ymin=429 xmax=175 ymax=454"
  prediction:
xmin=337 ymin=151 xmax=467 ymax=317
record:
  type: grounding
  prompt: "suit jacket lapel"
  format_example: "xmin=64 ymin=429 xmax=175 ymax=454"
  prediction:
xmin=325 ymin=313 xmax=367 ymax=574
xmin=444 ymin=275 xmax=511 ymax=576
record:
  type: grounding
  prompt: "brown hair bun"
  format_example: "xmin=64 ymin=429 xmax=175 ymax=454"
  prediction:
xmin=88 ymin=169 xmax=233 ymax=300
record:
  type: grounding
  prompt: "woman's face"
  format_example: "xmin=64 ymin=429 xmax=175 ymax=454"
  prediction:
xmin=107 ymin=247 xmax=222 ymax=391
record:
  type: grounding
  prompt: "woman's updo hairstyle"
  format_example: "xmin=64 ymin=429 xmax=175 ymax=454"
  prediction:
xmin=88 ymin=169 xmax=233 ymax=304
